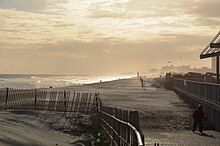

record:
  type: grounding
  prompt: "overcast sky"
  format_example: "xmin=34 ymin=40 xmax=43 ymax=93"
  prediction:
xmin=0 ymin=0 xmax=219 ymax=74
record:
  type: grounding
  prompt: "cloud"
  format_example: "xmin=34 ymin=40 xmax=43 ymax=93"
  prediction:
xmin=0 ymin=0 xmax=218 ymax=74
xmin=0 ymin=0 xmax=48 ymax=13
xmin=0 ymin=37 xmax=212 ymax=74
xmin=188 ymin=0 xmax=220 ymax=18
xmin=1 ymin=0 xmax=219 ymax=46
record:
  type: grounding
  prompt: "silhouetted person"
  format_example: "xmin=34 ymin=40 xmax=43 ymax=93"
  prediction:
xmin=140 ymin=77 xmax=144 ymax=87
xmin=192 ymin=104 xmax=206 ymax=133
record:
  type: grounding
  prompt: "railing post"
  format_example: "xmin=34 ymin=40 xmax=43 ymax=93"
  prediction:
xmin=216 ymin=55 xmax=219 ymax=84
xmin=99 ymin=108 xmax=143 ymax=146
xmin=206 ymin=84 xmax=209 ymax=100
xmin=5 ymin=88 xmax=9 ymax=110
xmin=34 ymin=89 xmax=37 ymax=110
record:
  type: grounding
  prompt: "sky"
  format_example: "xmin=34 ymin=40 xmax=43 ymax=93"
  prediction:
xmin=0 ymin=0 xmax=219 ymax=74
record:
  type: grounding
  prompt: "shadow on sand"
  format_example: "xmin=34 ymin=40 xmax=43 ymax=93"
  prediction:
xmin=194 ymin=131 xmax=215 ymax=138
xmin=10 ymin=110 xmax=39 ymax=117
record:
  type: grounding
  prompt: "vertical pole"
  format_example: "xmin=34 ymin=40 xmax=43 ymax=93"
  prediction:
xmin=96 ymin=94 xmax=98 ymax=112
xmin=217 ymin=56 xmax=219 ymax=84
xmin=87 ymin=93 xmax=91 ymax=112
xmin=64 ymin=90 xmax=66 ymax=117
xmin=129 ymin=111 xmax=140 ymax=146
xmin=34 ymin=89 xmax=37 ymax=110
xmin=5 ymin=88 xmax=9 ymax=110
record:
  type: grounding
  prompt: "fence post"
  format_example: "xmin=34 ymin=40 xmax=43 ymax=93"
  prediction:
xmin=64 ymin=90 xmax=67 ymax=116
xmin=34 ymin=89 xmax=37 ymax=110
xmin=5 ymin=88 xmax=9 ymax=110
xmin=97 ymin=92 xmax=101 ymax=110
xmin=129 ymin=111 xmax=140 ymax=146
xmin=86 ymin=93 xmax=91 ymax=112
xmin=96 ymin=94 xmax=98 ymax=112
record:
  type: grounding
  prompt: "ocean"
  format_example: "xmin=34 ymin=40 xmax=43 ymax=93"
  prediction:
xmin=0 ymin=74 xmax=134 ymax=89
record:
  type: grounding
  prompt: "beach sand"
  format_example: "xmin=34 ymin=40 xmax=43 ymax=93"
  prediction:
xmin=64 ymin=78 xmax=193 ymax=131
xmin=0 ymin=110 xmax=94 ymax=146
xmin=64 ymin=78 xmax=220 ymax=145
xmin=1 ymin=78 xmax=220 ymax=145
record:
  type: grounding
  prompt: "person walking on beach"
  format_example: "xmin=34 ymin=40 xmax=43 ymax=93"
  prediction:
xmin=192 ymin=104 xmax=206 ymax=133
xmin=140 ymin=77 xmax=144 ymax=87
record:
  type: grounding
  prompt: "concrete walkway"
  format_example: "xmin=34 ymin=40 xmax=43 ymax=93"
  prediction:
xmin=144 ymin=130 xmax=220 ymax=145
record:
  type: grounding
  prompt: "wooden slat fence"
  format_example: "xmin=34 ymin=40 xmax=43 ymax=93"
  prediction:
xmin=0 ymin=88 xmax=7 ymax=110
xmin=99 ymin=106 xmax=144 ymax=146
xmin=0 ymin=88 xmax=101 ymax=113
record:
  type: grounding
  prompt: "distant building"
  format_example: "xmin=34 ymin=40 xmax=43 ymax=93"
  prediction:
xmin=191 ymin=67 xmax=212 ymax=74
xmin=160 ymin=65 xmax=212 ymax=75
xmin=160 ymin=65 xmax=190 ymax=75
xmin=148 ymin=68 xmax=160 ymax=75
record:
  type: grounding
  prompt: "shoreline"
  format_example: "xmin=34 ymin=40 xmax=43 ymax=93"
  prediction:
xmin=0 ymin=75 xmax=136 ymax=90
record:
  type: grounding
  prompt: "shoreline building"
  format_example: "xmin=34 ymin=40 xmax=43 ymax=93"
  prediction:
xmin=159 ymin=65 xmax=212 ymax=75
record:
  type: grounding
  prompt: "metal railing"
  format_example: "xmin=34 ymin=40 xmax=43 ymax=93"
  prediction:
xmin=99 ymin=106 xmax=144 ymax=146
xmin=173 ymin=78 xmax=220 ymax=105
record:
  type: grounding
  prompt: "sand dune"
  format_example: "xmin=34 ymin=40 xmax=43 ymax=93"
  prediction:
xmin=0 ymin=110 xmax=94 ymax=146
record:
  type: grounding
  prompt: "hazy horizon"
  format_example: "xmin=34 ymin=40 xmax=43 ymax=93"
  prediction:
xmin=0 ymin=0 xmax=219 ymax=74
